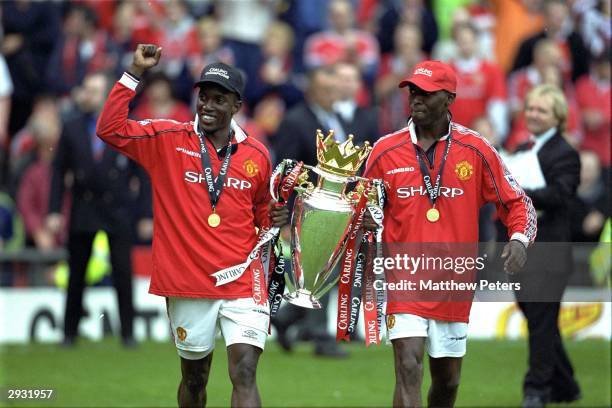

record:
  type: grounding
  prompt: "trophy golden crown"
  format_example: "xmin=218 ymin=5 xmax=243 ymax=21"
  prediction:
xmin=315 ymin=129 xmax=372 ymax=177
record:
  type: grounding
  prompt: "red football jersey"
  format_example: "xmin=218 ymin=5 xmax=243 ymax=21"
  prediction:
xmin=97 ymin=73 xmax=272 ymax=299
xmin=364 ymin=119 xmax=537 ymax=322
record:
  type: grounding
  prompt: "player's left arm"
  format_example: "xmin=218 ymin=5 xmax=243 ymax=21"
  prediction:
xmin=480 ymin=140 xmax=537 ymax=273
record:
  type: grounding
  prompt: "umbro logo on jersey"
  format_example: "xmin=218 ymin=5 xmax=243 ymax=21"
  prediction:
xmin=176 ymin=147 xmax=201 ymax=158
xmin=386 ymin=167 xmax=415 ymax=175
xmin=184 ymin=171 xmax=252 ymax=190
xmin=397 ymin=186 xmax=464 ymax=198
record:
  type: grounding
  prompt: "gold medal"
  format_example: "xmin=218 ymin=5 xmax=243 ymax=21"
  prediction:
xmin=208 ymin=213 xmax=221 ymax=228
xmin=426 ymin=208 xmax=440 ymax=223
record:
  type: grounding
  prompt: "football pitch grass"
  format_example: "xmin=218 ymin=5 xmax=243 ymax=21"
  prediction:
xmin=1 ymin=338 xmax=610 ymax=407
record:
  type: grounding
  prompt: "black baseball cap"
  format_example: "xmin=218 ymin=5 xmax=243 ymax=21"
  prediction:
xmin=194 ymin=62 xmax=245 ymax=100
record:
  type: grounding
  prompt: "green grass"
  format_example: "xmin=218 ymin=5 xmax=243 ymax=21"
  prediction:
xmin=1 ymin=338 xmax=610 ymax=407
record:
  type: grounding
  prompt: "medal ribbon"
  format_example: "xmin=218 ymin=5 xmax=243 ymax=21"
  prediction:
xmin=413 ymin=133 xmax=452 ymax=208
xmin=370 ymin=179 xmax=386 ymax=345
xmin=196 ymin=129 xmax=232 ymax=214
xmin=267 ymin=160 xmax=303 ymax=315
xmin=347 ymin=233 xmax=369 ymax=336
xmin=336 ymin=181 xmax=370 ymax=342
xmin=363 ymin=239 xmax=379 ymax=347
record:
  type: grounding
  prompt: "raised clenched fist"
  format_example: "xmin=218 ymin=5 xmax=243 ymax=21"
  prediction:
xmin=129 ymin=44 xmax=162 ymax=78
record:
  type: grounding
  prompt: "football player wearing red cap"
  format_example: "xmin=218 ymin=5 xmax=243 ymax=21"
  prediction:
xmin=97 ymin=44 xmax=288 ymax=408
xmin=363 ymin=60 xmax=537 ymax=407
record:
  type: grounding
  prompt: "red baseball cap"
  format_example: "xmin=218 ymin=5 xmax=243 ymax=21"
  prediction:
xmin=398 ymin=60 xmax=457 ymax=93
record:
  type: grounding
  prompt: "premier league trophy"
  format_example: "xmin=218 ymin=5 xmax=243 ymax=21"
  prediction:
xmin=284 ymin=129 xmax=372 ymax=309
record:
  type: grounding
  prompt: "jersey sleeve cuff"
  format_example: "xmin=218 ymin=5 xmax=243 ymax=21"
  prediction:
xmin=119 ymin=72 xmax=139 ymax=91
xmin=510 ymin=233 xmax=529 ymax=247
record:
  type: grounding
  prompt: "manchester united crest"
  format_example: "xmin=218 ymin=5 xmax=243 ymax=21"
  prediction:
xmin=243 ymin=159 xmax=259 ymax=177
xmin=455 ymin=160 xmax=473 ymax=181
xmin=387 ymin=314 xmax=396 ymax=329
xmin=176 ymin=327 xmax=187 ymax=342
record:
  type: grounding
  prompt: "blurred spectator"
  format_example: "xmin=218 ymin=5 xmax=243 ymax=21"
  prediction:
xmin=188 ymin=17 xmax=236 ymax=83
xmin=570 ymin=0 xmax=611 ymax=58
xmin=124 ymin=0 xmax=200 ymax=103
xmin=490 ymin=0 xmax=544 ymax=73
xmin=0 ymin=55 xmax=13 ymax=186
xmin=78 ymin=0 xmax=118 ymax=32
xmin=238 ymin=95 xmax=286 ymax=154
xmin=508 ymin=39 xmax=565 ymax=117
xmin=250 ymin=21 xmax=303 ymax=108
xmin=273 ymin=65 xmax=348 ymax=165
xmin=304 ymin=0 xmax=380 ymax=84
xmin=1 ymin=0 xmax=61 ymax=136
xmin=375 ymin=23 xmax=425 ymax=134
xmin=132 ymin=72 xmax=192 ymax=123
xmin=570 ymin=151 xmax=609 ymax=242
xmin=277 ymin=0 xmax=328 ymax=74
xmin=110 ymin=1 xmax=138 ymax=72
xmin=431 ymin=0 xmax=473 ymax=40
xmin=8 ymin=94 xmax=59 ymax=197
xmin=465 ymin=0 xmax=497 ymax=59
xmin=431 ymin=7 xmax=471 ymax=61
xmin=16 ymin=106 xmax=67 ymax=250
xmin=432 ymin=4 xmax=496 ymax=62
xmin=511 ymin=0 xmax=590 ymax=82
xmin=333 ymin=62 xmax=380 ymax=143
xmin=47 ymin=71 xmax=150 ymax=348
xmin=377 ymin=0 xmax=439 ymax=56
xmin=46 ymin=3 xmax=121 ymax=98
xmin=508 ymin=63 xmax=583 ymax=151
xmin=509 ymin=61 xmax=583 ymax=152
xmin=575 ymin=52 xmax=611 ymax=168
xmin=449 ymin=22 xmax=509 ymax=141
xmin=215 ymin=0 xmax=279 ymax=101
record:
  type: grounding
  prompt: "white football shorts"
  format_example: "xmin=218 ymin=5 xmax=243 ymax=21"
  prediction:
xmin=386 ymin=313 xmax=468 ymax=358
xmin=166 ymin=297 xmax=270 ymax=360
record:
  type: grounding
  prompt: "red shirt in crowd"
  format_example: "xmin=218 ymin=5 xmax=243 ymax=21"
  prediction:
xmin=575 ymin=73 xmax=611 ymax=166
xmin=450 ymin=59 xmax=507 ymax=129
xmin=97 ymin=73 xmax=272 ymax=299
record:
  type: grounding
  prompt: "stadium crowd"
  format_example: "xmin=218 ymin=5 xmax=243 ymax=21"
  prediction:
xmin=0 ymin=0 xmax=610 ymax=281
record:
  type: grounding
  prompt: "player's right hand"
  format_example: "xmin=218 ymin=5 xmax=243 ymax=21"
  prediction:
xmin=129 ymin=44 xmax=162 ymax=77
xmin=361 ymin=209 xmax=378 ymax=232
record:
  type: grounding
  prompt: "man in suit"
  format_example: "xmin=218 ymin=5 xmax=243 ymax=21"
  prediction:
xmin=46 ymin=71 xmax=150 ymax=348
xmin=503 ymin=84 xmax=581 ymax=408
xmin=275 ymin=65 xmax=344 ymax=164
xmin=333 ymin=62 xmax=380 ymax=143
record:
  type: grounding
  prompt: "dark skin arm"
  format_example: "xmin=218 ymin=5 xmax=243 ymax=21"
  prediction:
xmin=500 ymin=240 xmax=527 ymax=275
